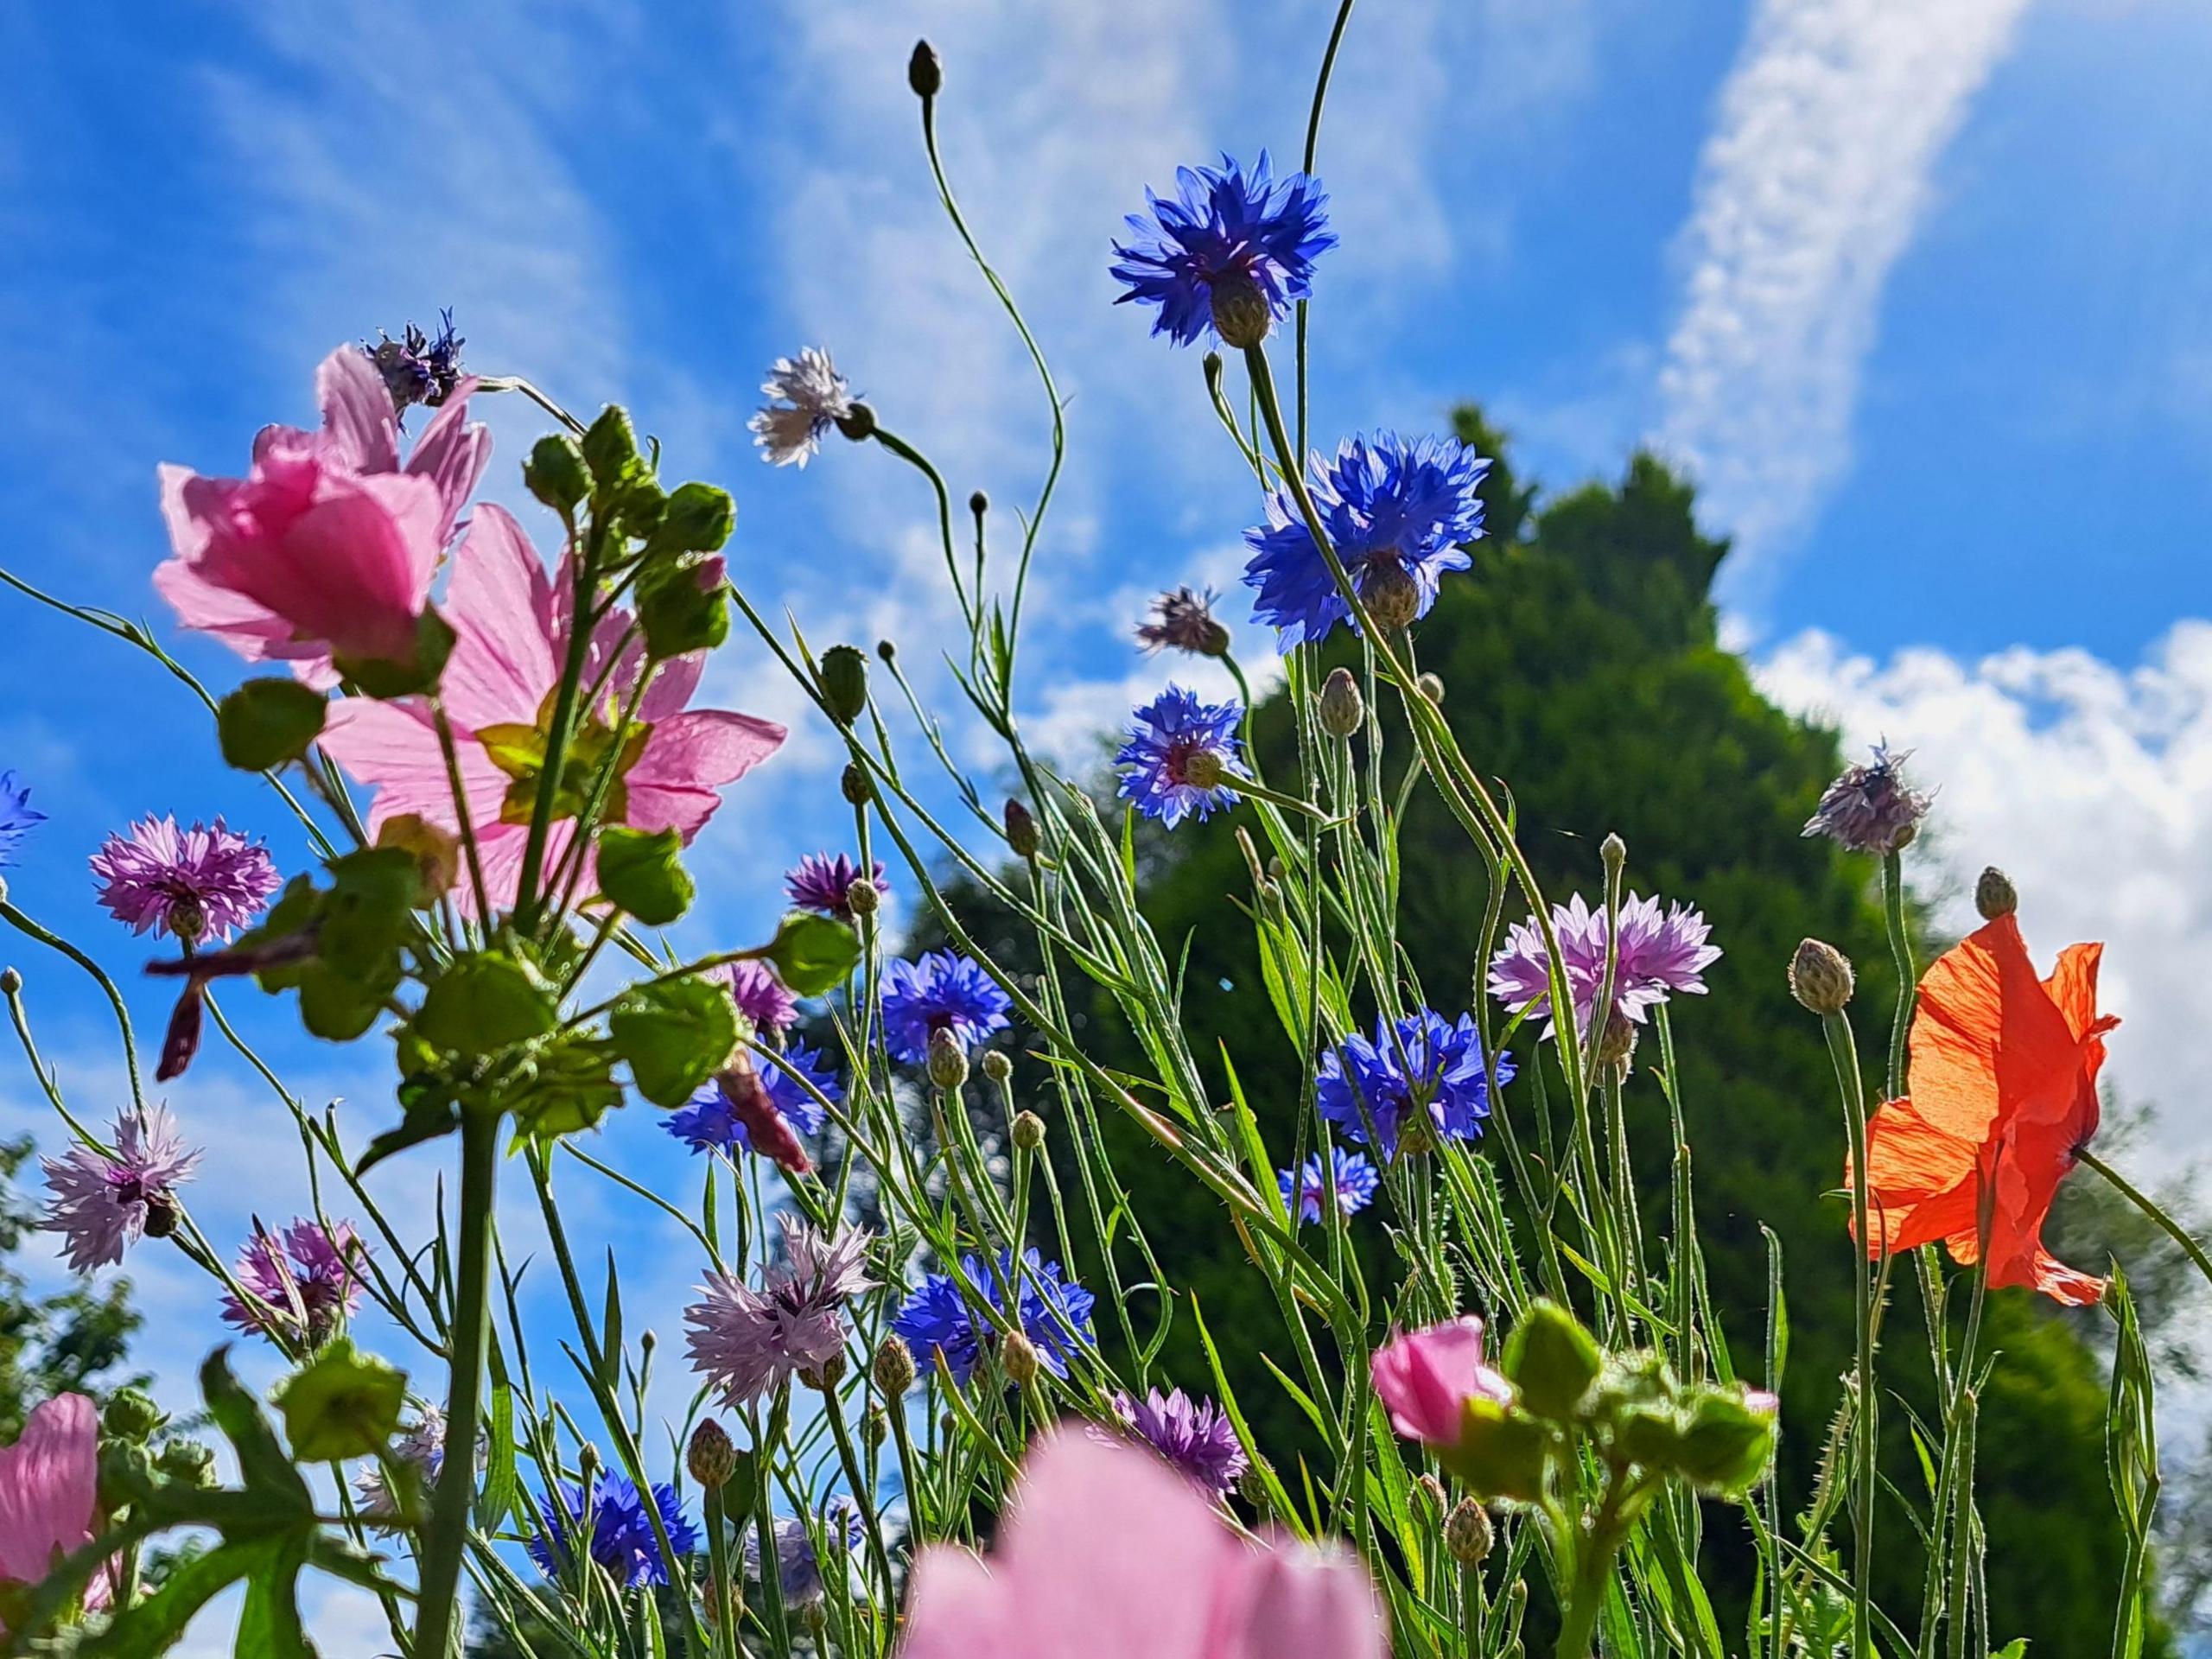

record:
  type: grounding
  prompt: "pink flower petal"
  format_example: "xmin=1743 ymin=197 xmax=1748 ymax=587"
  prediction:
xmin=1370 ymin=1318 xmax=1509 ymax=1446
xmin=315 ymin=346 xmax=400 ymax=477
xmin=405 ymin=377 xmax=491 ymax=544
xmin=0 ymin=1394 xmax=98 ymax=1587
xmin=440 ymin=505 xmax=559 ymax=730
xmin=632 ymin=710 xmax=786 ymax=790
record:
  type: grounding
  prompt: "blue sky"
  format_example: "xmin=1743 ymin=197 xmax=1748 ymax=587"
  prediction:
xmin=4 ymin=0 xmax=2212 ymax=1644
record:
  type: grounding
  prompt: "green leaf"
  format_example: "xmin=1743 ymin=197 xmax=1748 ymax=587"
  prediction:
xmin=216 ymin=679 xmax=327 ymax=772
xmin=359 ymin=1076 xmax=461 ymax=1173
xmin=235 ymin=1533 xmax=315 ymax=1659
xmin=597 ymin=825 xmax=695 ymax=925
xmin=416 ymin=952 xmax=557 ymax=1060
xmin=508 ymin=1033 xmax=625 ymax=1142
xmin=273 ymin=1336 xmax=407 ymax=1462
xmin=82 ymin=1536 xmax=283 ymax=1656
xmin=199 ymin=1348 xmax=313 ymax=1518
xmin=761 ymin=911 xmax=861 ymax=995
xmin=478 ymin=1384 xmax=518 ymax=1530
xmin=610 ymin=976 xmax=739 ymax=1107
xmin=650 ymin=481 xmax=735 ymax=553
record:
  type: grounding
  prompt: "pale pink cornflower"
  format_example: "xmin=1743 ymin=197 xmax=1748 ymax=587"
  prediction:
xmin=1486 ymin=891 xmax=1721 ymax=1040
xmin=89 ymin=817 xmax=280 ymax=944
xmin=749 ymin=348 xmax=853 ymax=467
xmin=223 ymin=1218 xmax=368 ymax=1345
xmin=316 ymin=506 xmax=785 ymax=915
xmin=40 ymin=1104 xmax=200 ymax=1272
xmin=156 ymin=346 xmax=488 ymax=676
xmin=0 ymin=1395 xmax=103 ymax=1632
xmin=685 ymin=1215 xmax=872 ymax=1405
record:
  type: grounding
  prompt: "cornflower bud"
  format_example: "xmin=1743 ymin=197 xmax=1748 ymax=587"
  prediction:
xmin=866 ymin=1407 xmax=889 ymax=1448
xmin=1360 ymin=562 xmax=1421 ymax=632
xmin=841 ymin=763 xmax=870 ymax=806
xmin=981 ymin=1049 xmax=1014 ymax=1084
xmin=0 ymin=967 xmax=18 ymax=995
xmin=873 ymin=1335 xmax=917 ymax=1396
xmin=803 ymin=1351 xmax=848 ymax=1391
xmin=819 ymin=645 xmax=868 ymax=726
xmin=1445 ymin=1498 xmax=1494 ymax=1566
xmin=847 ymin=876 xmax=880 ymax=919
xmin=1005 ymin=798 xmax=1039 ymax=860
xmin=969 ymin=489 xmax=988 ymax=517
xmin=1788 ymin=938 xmax=1855 ymax=1016
xmin=1318 ymin=667 xmax=1363 ymax=738
xmin=926 ymin=1027 xmax=969 ymax=1090
xmin=687 ymin=1420 xmax=737 ymax=1490
xmin=1596 ymin=1009 xmax=1637 ymax=1071
xmin=1209 ymin=272 xmax=1272 ymax=350
xmin=1600 ymin=832 xmax=1627 ymax=874
xmin=1975 ymin=866 xmax=2017 ymax=921
xmin=1011 ymin=1110 xmax=1046 ymax=1152
xmin=1417 ymin=671 xmax=1446 ymax=704
xmin=1001 ymin=1328 xmax=1040 ymax=1388
xmin=908 ymin=40 xmax=943 ymax=98
xmin=835 ymin=402 xmax=877 ymax=442
xmin=1415 ymin=1472 xmax=1447 ymax=1516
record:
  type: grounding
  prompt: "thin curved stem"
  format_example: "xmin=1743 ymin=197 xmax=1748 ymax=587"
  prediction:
xmin=2080 ymin=1148 xmax=2212 ymax=1292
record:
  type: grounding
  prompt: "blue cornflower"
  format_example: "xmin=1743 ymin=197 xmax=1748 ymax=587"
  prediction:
xmin=527 ymin=1469 xmax=699 ymax=1588
xmin=891 ymin=1248 xmax=1096 ymax=1388
xmin=747 ymin=1497 xmax=867 ymax=1604
xmin=1278 ymin=1147 xmax=1382 ymax=1224
xmin=1317 ymin=1007 xmax=1515 ymax=1160
xmin=1243 ymin=432 xmax=1490 ymax=649
xmin=0 ymin=772 xmax=46 ymax=868
xmin=1116 ymin=686 xmax=1247 ymax=829
xmin=365 ymin=308 xmax=465 ymax=413
xmin=1110 ymin=152 xmax=1336 ymax=348
xmin=880 ymin=950 xmax=1013 ymax=1065
xmin=664 ymin=1042 xmax=840 ymax=1155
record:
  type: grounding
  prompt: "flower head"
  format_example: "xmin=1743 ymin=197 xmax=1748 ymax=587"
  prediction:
xmin=364 ymin=310 xmax=466 ymax=415
xmin=41 ymin=1103 xmax=200 ymax=1271
xmin=1804 ymin=741 xmax=1933 ymax=854
xmin=1110 ymin=153 xmax=1337 ymax=348
xmin=880 ymin=950 xmax=1013 ymax=1065
xmin=156 ymin=345 xmax=488 ymax=675
xmin=90 ymin=817 xmax=281 ymax=944
xmin=1486 ymin=892 xmax=1721 ymax=1041
xmin=664 ymin=1042 xmax=840 ymax=1156
xmin=1137 ymin=587 xmax=1230 ymax=657
xmin=892 ymin=1248 xmax=1096 ymax=1388
xmin=1111 ymin=1388 xmax=1249 ymax=1500
xmin=222 ymin=1218 xmax=368 ymax=1344
xmin=686 ymin=1215 xmax=873 ymax=1405
xmin=899 ymin=1433 xmax=1384 ymax=1659
xmin=1370 ymin=1319 xmax=1514 ymax=1447
xmin=728 ymin=960 xmax=799 ymax=1033
xmin=750 ymin=347 xmax=854 ymax=467
xmin=353 ymin=1408 xmax=454 ymax=1522
xmin=1317 ymin=1008 xmax=1512 ymax=1160
xmin=1116 ymin=686 xmax=1247 ymax=829
xmin=528 ymin=1468 xmax=698 ymax=1588
xmin=785 ymin=852 xmax=889 ymax=921
xmin=317 ymin=505 xmax=785 ymax=915
xmin=1860 ymin=913 xmax=2116 ymax=1305
xmin=0 ymin=773 xmax=44 ymax=868
xmin=0 ymin=1395 xmax=100 ymax=1618
xmin=1243 ymin=433 xmax=1488 ymax=650
xmin=1278 ymin=1147 xmax=1380 ymax=1225
xmin=747 ymin=1498 xmax=866 ymax=1604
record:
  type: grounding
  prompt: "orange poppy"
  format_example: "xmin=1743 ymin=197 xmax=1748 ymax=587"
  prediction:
xmin=1855 ymin=914 xmax=2117 ymax=1306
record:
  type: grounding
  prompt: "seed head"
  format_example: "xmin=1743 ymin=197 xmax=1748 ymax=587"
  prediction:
xmin=1788 ymin=938 xmax=1855 ymax=1015
xmin=846 ymin=876 xmax=880 ymax=919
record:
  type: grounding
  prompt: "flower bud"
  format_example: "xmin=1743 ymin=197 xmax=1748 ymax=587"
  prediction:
xmin=1318 ymin=667 xmax=1364 ymax=738
xmin=1360 ymin=562 xmax=1421 ymax=632
xmin=908 ymin=40 xmax=942 ymax=98
xmin=1974 ymin=866 xmax=2017 ymax=921
xmin=873 ymin=1335 xmax=917 ymax=1396
xmin=1444 ymin=1497 xmax=1494 ymax=1566
xmin=835 ymin=402 xmax=877 ymax=442
xmin=1011 ymin=1110 xmax=1046 ymax=1152
xmin=1595 ymin=1010 xmax=1637 ymax=1071
xmin=1000 ymin=1328 xmax=1040 ymax=1388
xmin=1236 ymin=1458 xmax=1273 ymax=1505
xmin=1004 ymin=798 xmax=1039 ymax=861
xmin=103 ymin=1387 xmax=166 ymax=1444
xmin=926 ymin=1027 xmax=969 ymax=1090
xmin=846 ymin=877 xmax=880 ymax=919
xmin=981 ymin=1049 xmax=1014 ymax=1084
xmin=154 ymin=1439 xmax=216 ymax=1487
xmin=1501 ymin=1300 xmax=1601 ymax=1424
xmin=803 ymin=1351 xmax=848 ymax=1391
xmin=819 ymin=645 xmax=868 ymax=726
xmin=1599 ymin=832 xmax=1626 ymax=874
xmin=1209 ymin=271 xmax=1272 ymax=350
xmin=865 ymin=1407 xmax=889 ymax=1448
xmin=1788 ymin=938 xmax=1855 ymax=1016
xmin=1415 ymin=1472 xmax=1447 ymax=1516
xmin=98 ymin=1441 xmax=155 ymax=1511
xmin=841 ymin=763 xmax=870 ymax=806
xmin=687 ymin=1419 xmax=737 ymax=1489
xmin=969 ymin=490 xmax=988 ymax=518
xmin=1417 ymin=672 xmax=1446 ymax=705
xmin=0 ymin=968 xmax=19 ymax=996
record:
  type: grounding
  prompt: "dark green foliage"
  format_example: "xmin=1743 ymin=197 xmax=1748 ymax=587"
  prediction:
xmin=0 ymin=1135 xmax=143 ymax=1440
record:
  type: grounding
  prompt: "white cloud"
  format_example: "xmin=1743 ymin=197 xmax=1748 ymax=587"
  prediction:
xmin=1656 ymin=0 xmax=2027 ymax=601
xmin=1758 ymin=620 xmax=2212 ymax=1156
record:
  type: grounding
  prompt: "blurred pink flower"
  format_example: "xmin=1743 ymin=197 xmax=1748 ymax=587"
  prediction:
xmin=155 ymin=346 xmax=488 ymax=674
xmin=318 ymin=505 xmax=785 ymax=914
xmin=900 ymin=1432 xmax=1383 ymax=1659
xmin=1370 ymin=1317 xmax=1512 ymax=1447
xmin=0 ymin=1395 xmax=101 ymax=1626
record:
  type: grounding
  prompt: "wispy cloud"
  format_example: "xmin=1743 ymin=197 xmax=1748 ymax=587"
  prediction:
xmin=1656 ymin=0 xmax=2027 ymax=604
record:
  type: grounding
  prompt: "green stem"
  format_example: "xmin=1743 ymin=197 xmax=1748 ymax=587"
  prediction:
xmin=1821 ymin=1009 xmax=1878 ymax=1659
xmin=414 ymin=1106 xmax=500 ymax=1659
xmin=1879 ymin=851 xmax=1914 ymax=1102
xmin=2080 ymin=1148 xmax=2212 ymax=1291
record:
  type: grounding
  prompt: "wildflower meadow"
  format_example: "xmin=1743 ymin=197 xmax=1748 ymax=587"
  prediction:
xmin=0 ymin=16 xmax=2202 ymax=1659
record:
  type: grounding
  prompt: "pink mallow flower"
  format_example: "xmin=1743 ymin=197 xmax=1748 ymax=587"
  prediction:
xmin=316 ymin=505 xmax=785 ymax=915
xmin=900 ymin=1431 xmax=1384 ymax=1659
xmin=1370 ymin=1317 xmax=1513 ymax=1447
xmin=156 ymin=346 xmax=488 ymax=674
xmin=0 ymin=1395 xmax=101 ymax=1629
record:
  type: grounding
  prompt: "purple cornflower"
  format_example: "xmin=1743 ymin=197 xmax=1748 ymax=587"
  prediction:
xmin=750 ymin=347 xmax=855 ymax=468
xmin=1111 ymin=1388 xmax=1249 ymax=1500
xmin=1486 ymin=892 xmax=1722 ymax=1041
xmin=354 ymin=1408 xmax=454 ymax=1522
xmin=1244 ymin=432 xmax=1489 ymax=650
xmin=528 ymin=1468 xmax=699 ymax=1588
xmin=222 ymin=1217 xmax=368 ymax=1344
xmin=364 ymin=309 xmax=465 ymax=413
xmin=90 ymin=816 xmax=281 ymax=944
xmin=40 ymin=1103 xmax=200 ymax=1271
xmin=728 ymin=959 xmax=798 ymax=1033
xmin=664 ymin=1042 xmax=840 ymax=1156
xmin=1116 ymin=686 xmax=1247 ymax=829
xmin=685 ymin=1215 xmax=873 ymax=1405
xmin=747 ymin=1498 xmax=865 ymax=1603
xmin=0 ymin=772 xmax=45 ymax=868
xmin=891 ymin=1248 xmax=1096 ymax=1388
xmin=1137 ymin=587 xmax=1230 ymax=657
xmin=785 ymin=852 xmax=889 ymax=922
xmin=1803 ymin=741 xmax=1932 ymax=855
xmin=1110 ymin=153 xmax=1336 ymax=348
xmin=880 ymin=950 xmax=1012 ymax=1065
xmin=1317 ymin=1008 xmax=1513 ymax=1160
xmin=1277 ymin=1147 xmax=1380 ymax=1225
